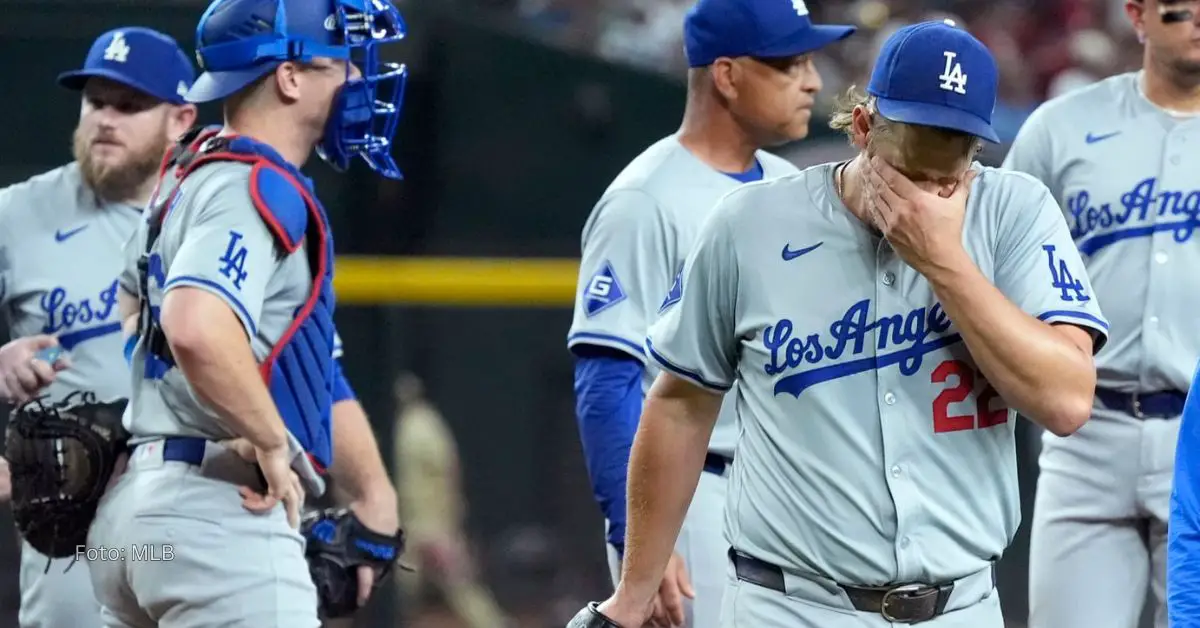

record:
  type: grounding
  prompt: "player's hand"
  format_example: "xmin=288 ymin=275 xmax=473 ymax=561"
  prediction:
xmin=649 ymin=551 xmax=694 ymax=627
xmin=0 ymin=335 xmax=70 ymax=403
xmin=864 ymin=156 xmax=978 ymax=274
xmin=222 ymin=438 xmax=305 ymax=529
xmin=253 ymin=443 xmax=304 ymax=529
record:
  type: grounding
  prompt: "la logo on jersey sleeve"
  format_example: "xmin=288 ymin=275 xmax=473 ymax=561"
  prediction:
xmin=583 ymin=261 xmax=627 ymax=317
xmin=658 ymin=265 xmax=683 ymax=313
xmin=1043 ymin=244 xmax=1090 ymax=302
xmin=218 ymin=230 xmax=250 ymax=291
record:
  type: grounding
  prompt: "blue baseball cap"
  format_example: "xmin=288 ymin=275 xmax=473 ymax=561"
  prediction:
xmin=866 ymin=20 xmax=1000 ymax=143
xmin=57 ymin=28 xmax=195 ymax=106
xmin=188 ymin=0 xmax=351 ymax=103
xmin=684 ymin=0 xmax=855 ymax=68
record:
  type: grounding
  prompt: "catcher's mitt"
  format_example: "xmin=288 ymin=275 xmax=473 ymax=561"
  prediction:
xmin=301 ymin=507 xmax=408 ymax=618
xmin=5 ymin=391 xmax=129 ymax=561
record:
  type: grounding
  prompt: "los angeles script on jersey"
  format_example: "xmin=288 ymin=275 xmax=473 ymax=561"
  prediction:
xmin=40 ymin=279 xmax=122 ymax=349
xmin=764 ymin=298 xmax=962 ymax=397
xmin=1066 ymin=177 xmax=1200 ymax=255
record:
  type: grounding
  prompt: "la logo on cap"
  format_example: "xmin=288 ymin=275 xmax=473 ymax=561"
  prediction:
xmin=791 ymin=0 xmax=809 ymax=17
xmin=938 ymin=51 xmax=967 ymax=94
xmin=104 ymin=32 xmax=130 ymax=63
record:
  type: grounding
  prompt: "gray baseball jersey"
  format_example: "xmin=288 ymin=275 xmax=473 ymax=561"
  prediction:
xmin=124 ymin=161 xmax=312 ymax=442
xmin=566 ymin=135 xmax=798 ymax=457
xmin=0 ymin=163 xmax=140 ymax=403
xmin=1002 ymin=70 xmax=1199 ymax=628
xmin=645 ymin=162 xmax=1109 ymax=585
xmin=1002 ymin=71 xmax=1200 ymax=393
xmin=0 ymin=162 xmax=137 ymax=628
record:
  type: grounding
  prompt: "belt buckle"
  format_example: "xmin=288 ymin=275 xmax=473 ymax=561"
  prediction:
xmin=880 ymin=583 xmax=928 ymax=624
xmin=1131 ymin=393 xmax=1145 ymax=419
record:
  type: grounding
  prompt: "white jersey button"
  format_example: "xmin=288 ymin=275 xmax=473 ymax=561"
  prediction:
xmin=900 ymin=536 xmax=911 ymax=548
xmin=1155 ymin=251 xmax=1169 ymax=264
xmin=882 ymin=271 xmax=896 ymax=286
xmin=884 ymin=392 xmax=896 ymax=405
xmin=1150 ymin=316 xmax=1159 ymax=325
xmin=891 ymin=465 xmax=902 ymax=478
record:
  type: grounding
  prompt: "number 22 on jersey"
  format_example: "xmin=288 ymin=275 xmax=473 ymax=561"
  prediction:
xmin=931 ymin=359 xmax=1008 ymax=433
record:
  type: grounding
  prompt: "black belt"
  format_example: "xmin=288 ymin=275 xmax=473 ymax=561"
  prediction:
xmin=1095 ymin=388 xmax=1186 ymax=419
xmin=729 ymin=549 xmax=994 ymax=624
xmin=703 ymin=453 xmax=731 ymax=476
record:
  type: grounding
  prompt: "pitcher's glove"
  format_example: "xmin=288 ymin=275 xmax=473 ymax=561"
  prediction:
xmin=566 ymin=602 xmax=624 ymax=628
xmin=4 ymin=391 xmax=129 ymax=559
xmin=301 ymin=507 xmax=408 ymax=618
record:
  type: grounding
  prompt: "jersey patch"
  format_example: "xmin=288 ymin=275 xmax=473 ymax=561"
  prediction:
xmin=659 ymin=265 xmax=683 ymax=313
xmin=218 ymin=230 xmax=250 ymax=290
xmin=1043 ymin=244 xmax=1090 ymax=302
xmin=583 ymin=261 xmax=627 ymax=317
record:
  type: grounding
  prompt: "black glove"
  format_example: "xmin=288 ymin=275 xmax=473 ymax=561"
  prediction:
xmin=4 ymin=391 xmax=129 ymax=560
xmin=566 ymin=602 xmax=624 ymax=628
xmin=300 ymin=507 xmax=407 ymax=618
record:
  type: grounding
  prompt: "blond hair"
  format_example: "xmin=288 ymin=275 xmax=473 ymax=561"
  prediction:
xmin=829 ymin=85 xmax=981 ymax=173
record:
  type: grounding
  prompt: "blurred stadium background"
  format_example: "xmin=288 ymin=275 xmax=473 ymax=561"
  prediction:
xmin=0 ymin=0 xmax=1154 ymax=626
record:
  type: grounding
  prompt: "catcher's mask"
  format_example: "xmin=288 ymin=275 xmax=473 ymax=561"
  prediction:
xmin=5 ymin=391 xmax=129 ymax=570
xmin=187 ymin=0 xmax=408 ymax=179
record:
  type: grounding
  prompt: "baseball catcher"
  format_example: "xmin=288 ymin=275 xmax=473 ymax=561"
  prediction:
xmin=302 ymin=507 xmax=408 ymax=619
xmin=5 ymin=390 xmax=129 ymax=565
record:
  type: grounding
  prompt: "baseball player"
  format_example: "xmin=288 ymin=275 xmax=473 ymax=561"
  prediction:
xmin=1000 ymin=2 xmax=1200 ymax=626
xmin=82 ymin=0 xmax=410 ymax=626
xmin=567 ymin=20 xmax=1110 ymax=628
xmin=0 ymin=27 xmax=197 ymax=628
xmin=566 ymin=0 xmax=854 ymax=624
xmin=393 ymin=373 xmax=510 ymax=628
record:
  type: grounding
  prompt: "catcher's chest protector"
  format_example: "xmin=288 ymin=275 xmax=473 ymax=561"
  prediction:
xmin=140 ymin=126 xmax=337 ymax=469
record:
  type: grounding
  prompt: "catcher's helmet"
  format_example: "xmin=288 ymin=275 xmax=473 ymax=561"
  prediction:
xmin=188 ymin=0 xmax=408 ymax=179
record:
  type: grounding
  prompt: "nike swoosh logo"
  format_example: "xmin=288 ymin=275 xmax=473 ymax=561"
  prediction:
xmin=1085 ymin=131 xmax=1120 ymax=144
xmin=55 ymin=225 xmax=88 ymax=242
xmin=782 ymin=242 xmax=823 ymax=261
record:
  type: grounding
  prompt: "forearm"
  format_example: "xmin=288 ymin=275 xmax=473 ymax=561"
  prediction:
xmin=925 ymin=255 xmax=1094 ymax=435
xmin=330 ymin=399 xmax=396 ymax=509
xmin=617 ymin=390 xmax=716 ymax=605
xmin=161 ymin=289 xmax=287 ymax=450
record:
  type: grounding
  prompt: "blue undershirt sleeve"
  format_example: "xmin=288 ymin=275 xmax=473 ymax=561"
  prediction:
xmin=573 ymin=350 xmax=644 ymax=556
